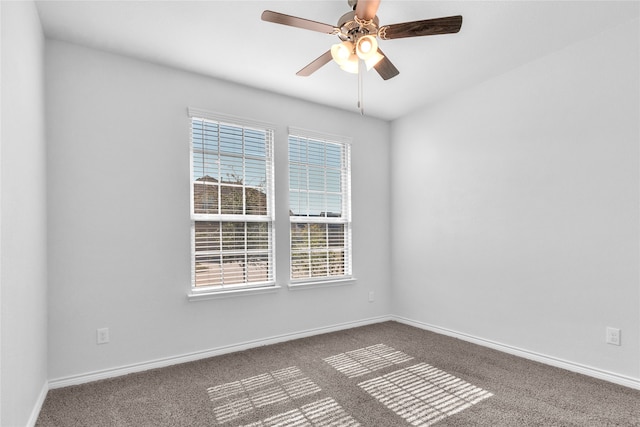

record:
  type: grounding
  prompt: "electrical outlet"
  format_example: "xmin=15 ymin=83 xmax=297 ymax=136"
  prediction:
xmin=606 ymin=327 xmax=620 ymax=346
xmin=97 ymin=328 xmax=110 ymax=345
xmin=368 ymin=291 xmax=375 ymax=302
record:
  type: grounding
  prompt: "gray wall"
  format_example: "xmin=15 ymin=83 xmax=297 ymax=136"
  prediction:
xmin=0 ymin=1 xmax=49 ymax=425
xmin=45 ymin=40 xmax=392 ymax=381
xmin=391 ymin=17 xmax=640 ymax=379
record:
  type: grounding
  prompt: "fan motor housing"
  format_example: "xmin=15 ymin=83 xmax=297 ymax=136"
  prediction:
xmin=337 ymin=11 xmax=379 ymax=42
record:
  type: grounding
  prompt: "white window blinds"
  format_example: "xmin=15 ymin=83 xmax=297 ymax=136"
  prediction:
xmin=190 ymin=110 xmax=275 ymax=291
xmin=288 ymin=128 xmax=352 ymax=282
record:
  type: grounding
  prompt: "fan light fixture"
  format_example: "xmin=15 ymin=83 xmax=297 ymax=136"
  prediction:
xmin=262 ymin=1 xmax=464 ymax=115
xmin=331 ymin=34 xmax=383 ymax=74
xmin=262 ymin=2 xmax=463 ymax=81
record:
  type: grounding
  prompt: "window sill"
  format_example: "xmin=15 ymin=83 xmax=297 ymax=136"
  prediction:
xmin=188 ymin=284 xmax=281 ymax=301
xmin=288 ymin=277 xmax=356 ymax=290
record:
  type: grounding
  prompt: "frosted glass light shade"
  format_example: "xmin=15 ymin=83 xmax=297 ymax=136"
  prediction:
xmin=331 ymin=41 xmax=354 ymax=65
xmin=356 ymin=35 xmax=378 ymax=60
xmin=340 ymin=54 xmax=359 ymax=74
xmin=364 ymin=51 xmax=384 ymax=70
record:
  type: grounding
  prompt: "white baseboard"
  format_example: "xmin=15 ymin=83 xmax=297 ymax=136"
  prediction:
xmin=48 ymin=315 xmax=392 ymax=389
xmin=27 ymin=381 xmax=48 ymax=427
xmin=392 ymin=315 xmax=640 ymax=391
xmin=46 ymin=313 xmax=640 ymax=394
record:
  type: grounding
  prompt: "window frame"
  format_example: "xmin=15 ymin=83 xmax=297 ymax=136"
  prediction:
xmin=188 ymin=108 xmax=277 ymax=299
xmin=287 ymin=127 xmax=353 ymax=287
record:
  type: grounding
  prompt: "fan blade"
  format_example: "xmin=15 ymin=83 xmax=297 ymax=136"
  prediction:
xmin=373 ymin=49 xmax=399 ymax=80
xmin=261 ymin=10 xmax=337 ymax=34
xmin=379 ymin=15 xmax=462 ymax=40
xmin=355 ymin=0 xmax=381 ymax=21
xmin=297 ymin=50 xmax=333 ymax=76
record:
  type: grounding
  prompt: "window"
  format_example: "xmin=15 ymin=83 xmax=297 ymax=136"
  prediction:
xmin=288 ymin=127 xmax=352 ymax=283
xmin=189 ymin=108 xmax=274 ymax=293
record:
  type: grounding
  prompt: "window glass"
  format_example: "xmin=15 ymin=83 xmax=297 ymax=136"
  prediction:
xmin=191 ymin=116 xmax=274 ymax=291
xmin=288 ymin=133 xmax=351 ymax=282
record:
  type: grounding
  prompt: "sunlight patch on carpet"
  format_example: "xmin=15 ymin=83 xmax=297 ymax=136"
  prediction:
xmin=359 ymin=362 xmax=493 ymax=426
xmin=207 ymin=366 xmax=322 ymax=423
xmin=241 ymin=397 xmax=360 ymax=427
xmin=323 ymin=343 xmax=414 ymax=378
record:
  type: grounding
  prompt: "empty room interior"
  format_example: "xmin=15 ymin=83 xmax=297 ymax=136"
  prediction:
xmin=1 ymin=0 xmax=639 ymax=426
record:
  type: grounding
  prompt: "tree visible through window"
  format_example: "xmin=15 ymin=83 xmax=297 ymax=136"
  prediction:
xmin=190 ymin=112 xmax=274 ymax=290
xmin=288 ymin=130 xmax=352 ymax=281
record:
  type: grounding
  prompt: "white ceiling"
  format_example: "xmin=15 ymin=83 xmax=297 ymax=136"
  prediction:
xmin=35 ymin=0 xmax=638 ymax=121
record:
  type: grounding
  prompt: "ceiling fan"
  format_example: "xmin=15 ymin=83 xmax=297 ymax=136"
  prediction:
xmin=261 ymin=0 xmax=463 ymax=81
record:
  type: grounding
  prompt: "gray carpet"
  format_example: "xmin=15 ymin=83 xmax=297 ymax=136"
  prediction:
xmin=36 ymin=321 xmax=640 ymax=426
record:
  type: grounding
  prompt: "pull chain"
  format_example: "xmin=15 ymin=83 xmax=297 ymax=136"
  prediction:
xmin=357 ymin=59 xmax=364 ymax=115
